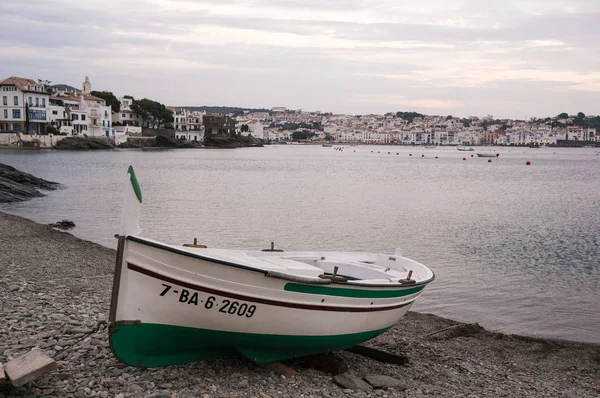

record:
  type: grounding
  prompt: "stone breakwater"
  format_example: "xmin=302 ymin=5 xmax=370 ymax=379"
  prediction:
xmin=1 ymin=212 xmax=599 ymax=398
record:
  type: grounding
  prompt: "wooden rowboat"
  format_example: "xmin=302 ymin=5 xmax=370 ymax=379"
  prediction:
xmin=108 ymin=167 xmax=435 ymax=367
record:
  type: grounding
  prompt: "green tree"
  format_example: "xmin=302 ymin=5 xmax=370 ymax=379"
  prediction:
xmin=557 ymin=112 xmax=569 ymax=119
xmin=130 ymin=98 xmax=173 ymax=128
xmin=91 ymin=91 xmax=121 ymax=113
xmin=395 ymin=111 xmax=425 ymax=123
xmin=292 ymin=130 xmax=315 ymax=140
xmin=46 ymin=125 xmax=60 ymax=135
xmin=577 ymin=112 xmax=586 ymax=119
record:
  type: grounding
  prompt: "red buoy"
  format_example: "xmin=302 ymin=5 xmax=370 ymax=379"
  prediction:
xmin=435 ymin=156 xmax=438 ymax=159
xmin=471 ymin=154 xmax=474 ymax=157
xmin=488 ymin=159 xmax=492 ymax=163
xmin=388 ymin=152 xmax=390 ymax=154
xmin=409 ymin=154 xmax=412 ymax=156
xmin=526 ymin=161 xmax=531 ymax=165
xmin=462 ymin=157 xmax=466 ymax=160
xmin=421 ymin=154 xmax=425 ymax=158
xmin=396 ymin=153 xmax=399 ymax=155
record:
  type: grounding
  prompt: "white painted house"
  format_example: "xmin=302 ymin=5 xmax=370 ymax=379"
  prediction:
xmin=0 ymin=76 xmax=50 ymax=134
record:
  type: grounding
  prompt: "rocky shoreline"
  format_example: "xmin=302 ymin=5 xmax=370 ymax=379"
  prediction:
xmin=1 ymin=212 xmax=598 ymax=397
xmin=50 ymin=136 xmax=264 ymax=150
xmin=0 ymin=163 xmax=60 ymax=203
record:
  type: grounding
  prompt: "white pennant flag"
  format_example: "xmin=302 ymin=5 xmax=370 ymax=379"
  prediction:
xmin=120 ymin=165 xmax=142 ymax=237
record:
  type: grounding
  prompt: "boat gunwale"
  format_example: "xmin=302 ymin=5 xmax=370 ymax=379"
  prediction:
xmin=126 ymin=235 xmax=435 ymax=288
xmin=127 ymin=262 xmax=417 ymax=312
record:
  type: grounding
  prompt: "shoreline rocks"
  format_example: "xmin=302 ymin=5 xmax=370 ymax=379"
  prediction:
xmin=53 ymin=137 xmax=114 ymax=150
xmin=0 ymin=163 xmax=60 ymax=203
xmin=51 ymin=135 xmax=265 ymax=150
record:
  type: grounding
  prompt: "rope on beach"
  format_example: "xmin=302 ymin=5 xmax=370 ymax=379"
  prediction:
xmin=53 ymin=321 xmax=108 ymax=361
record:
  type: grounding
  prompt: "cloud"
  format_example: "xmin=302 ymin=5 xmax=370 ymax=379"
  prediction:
xmin=0 ymin=0 xmax=599 ymax=117
xmin=354 ymin=96 xmax=464 ymax=110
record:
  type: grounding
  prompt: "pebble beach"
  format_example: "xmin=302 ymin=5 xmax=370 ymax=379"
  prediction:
xmin=1 ymin=212 xmax=599 ymax=398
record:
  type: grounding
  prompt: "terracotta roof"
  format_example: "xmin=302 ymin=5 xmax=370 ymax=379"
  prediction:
xmin=0 ymin=76 xmax=48 ymax=93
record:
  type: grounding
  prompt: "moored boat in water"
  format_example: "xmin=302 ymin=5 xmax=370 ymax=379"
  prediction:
xmin=457 ymin=146 xmax=474 ymax=151
xmin=476 ymin=152 xmax=499 ymax=157
xmin=108 ymin=167 xmax=435 ymax=367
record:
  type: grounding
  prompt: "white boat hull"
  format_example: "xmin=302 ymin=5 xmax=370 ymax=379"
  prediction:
xmin=109 ymin=236 xmax=433 ymax=366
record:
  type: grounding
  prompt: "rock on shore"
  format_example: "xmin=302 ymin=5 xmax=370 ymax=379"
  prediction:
xmin=1 ymin=212 xmax=599 ymax=397
xmin=0 ymin=163 xmax=60 ymax=203
xmin=53 ymin=137 xmax=114 ymax=150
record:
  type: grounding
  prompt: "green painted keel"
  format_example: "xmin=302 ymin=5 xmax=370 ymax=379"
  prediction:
xmin=109 ymin=323 xmax=390 ymax=367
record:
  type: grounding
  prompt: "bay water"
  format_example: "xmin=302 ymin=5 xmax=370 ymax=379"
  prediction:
xmin=1 ymin=145 xmax=599 ymax=343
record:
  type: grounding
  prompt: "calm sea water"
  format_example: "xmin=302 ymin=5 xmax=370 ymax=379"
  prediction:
xmin=1 ymin=145 xmax=599 ymax=343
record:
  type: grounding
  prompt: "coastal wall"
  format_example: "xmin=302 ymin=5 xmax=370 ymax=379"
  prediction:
xmin=0 ymin=132 xmax=18 ymax=145
xmin=19 ymin=134 xmax=68 ymax=148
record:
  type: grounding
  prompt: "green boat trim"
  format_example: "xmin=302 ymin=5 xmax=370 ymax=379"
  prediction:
xmin=284 ymin=283 xmax=425 ymax=298
xmin=109 ymin=322 xmax=391 ymax=367
xmin=128 ymin=262 xmax=415 ymax=312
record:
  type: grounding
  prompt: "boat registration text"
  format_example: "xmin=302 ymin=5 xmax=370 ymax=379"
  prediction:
xmin=158 ymin=283 xmax=257 ymax=318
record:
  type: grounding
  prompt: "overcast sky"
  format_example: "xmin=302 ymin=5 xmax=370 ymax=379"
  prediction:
xmin=1 ymin=0 xmax=599 ymax=118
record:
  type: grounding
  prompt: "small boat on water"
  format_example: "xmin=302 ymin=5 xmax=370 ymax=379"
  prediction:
xmin=457 ymin=146 xmax=474 ymax=151
xmin=322 ymin=143 xmax=333 ymax=147
xmin=424 ymin=145 xmax=437 ymax=149
xmin=108 ymin=167 xmax=435 ymax=367
xmin=476 ymin=153 xmax=499 ymax=157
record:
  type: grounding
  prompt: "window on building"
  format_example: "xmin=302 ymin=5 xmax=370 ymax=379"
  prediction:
xmin=14 ymin=96 xmax=18 ymax=105
xmin=102 ymin=120 xmax=105 ymax=126
xmin=13 ymin=123 xmax=20 ymax=131
xmin=104 ymin=110 xmax=108 ymax=117
xmin=42 ymin=98 xmax=46 ymax=107
xmin=107 ymin=121 xmax=110 ymax=127
xmin=3 ymin=96 xmax=7 ymax=105
xmin=81 ymin=114 xmax=86 ymax=121
xmin=52 ymin=110 xmax=58 ymax=115
xmin=122 ymin=113 xmax=126 ymax=118
xmin=35 ymin=98 xmax=39 ymax=107
xmin=3 ymin=110 xmax=7 ymax=118
xmin=12 ymin=110 xmax=21 ymax=118
xmin=28 ymin=97 xmax=32 ymax=106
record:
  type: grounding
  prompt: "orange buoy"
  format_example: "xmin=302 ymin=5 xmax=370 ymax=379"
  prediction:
xmin=526 ymin=161 xmax=531 ymax=165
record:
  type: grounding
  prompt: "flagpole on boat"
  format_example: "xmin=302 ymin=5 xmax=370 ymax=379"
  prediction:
xmin=109 ymin=166 xmax=143 ymax=324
